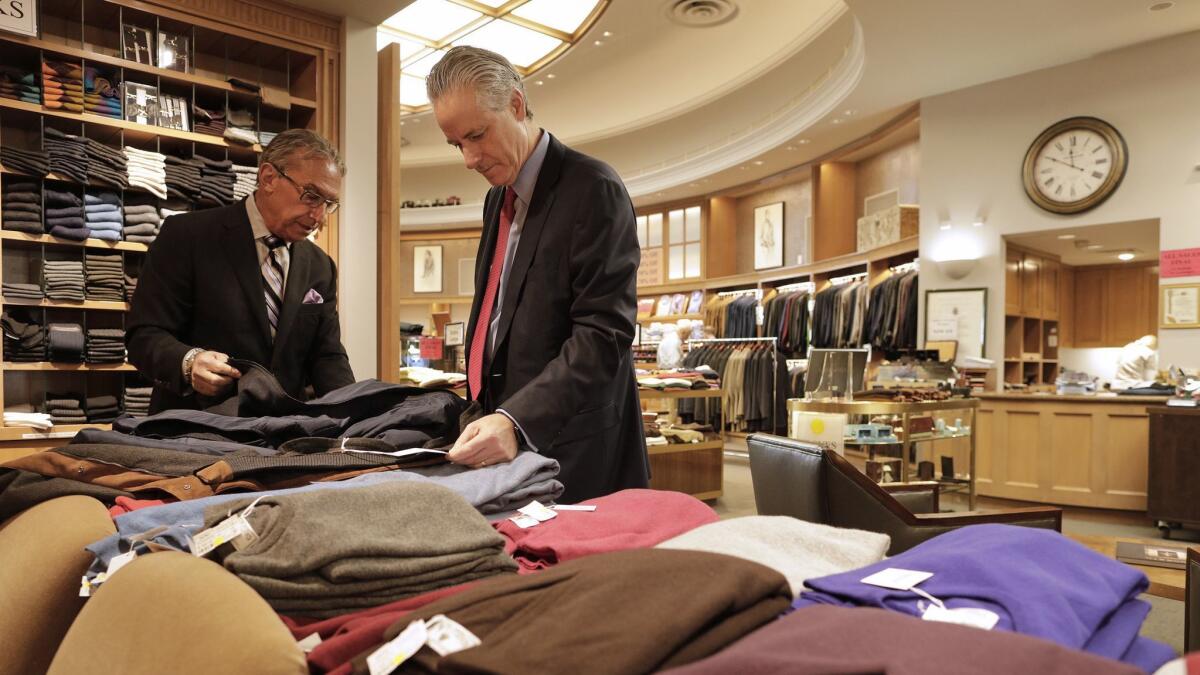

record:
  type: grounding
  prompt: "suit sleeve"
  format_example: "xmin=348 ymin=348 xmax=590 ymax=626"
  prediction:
xmin=306 ymin=255 xmax=356 ymax=394
xmin=126 ymin=217 xmax=196 ymax=395
xmin=498 ymin=175 xmax=639 ymax=449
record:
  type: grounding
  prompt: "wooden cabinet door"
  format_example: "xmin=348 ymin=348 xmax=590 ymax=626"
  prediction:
xmin=1106 ymin=266 xmax=1147 ymax=346
xmin=1059 ymin=265 xmax=1075 ymax=347
xmin=1021 ymin=254 xmax=1042 ymax=317
xmin=1145 ymin=268 xmax=1159 ymax=338
xmin=1005 ymin=249 xmax=1022 ymax=315
xmin=1073 ymin=268 xmax=1108 ymax=347
xmin=1041 ymin=259 xmax=1060 ymax=320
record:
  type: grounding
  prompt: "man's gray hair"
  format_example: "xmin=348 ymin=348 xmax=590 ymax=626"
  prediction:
xmin=426 ymin=46 xmax=533 ymax=118
xmin=260 ymin=129 xmax=346 ymax=176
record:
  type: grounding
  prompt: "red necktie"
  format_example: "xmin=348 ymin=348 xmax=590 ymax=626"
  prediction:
xmin=468 ymin=188 xmax=516 ymax=399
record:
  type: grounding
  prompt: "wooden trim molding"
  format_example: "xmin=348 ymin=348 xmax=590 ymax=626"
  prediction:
xmin=131 ymin=0 xmax=341 ymax=49
xmin=378 ymin=44 xmax=403 ymax=382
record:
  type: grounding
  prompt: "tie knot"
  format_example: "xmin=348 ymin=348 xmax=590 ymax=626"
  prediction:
xmin=263 ymin=235 xmax=285 ymax=250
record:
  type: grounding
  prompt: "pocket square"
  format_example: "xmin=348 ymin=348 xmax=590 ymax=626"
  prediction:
xmin=302 ymin=288 xmax=324 ymax=304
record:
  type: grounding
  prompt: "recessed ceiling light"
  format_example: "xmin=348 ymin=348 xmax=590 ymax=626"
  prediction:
xmin=753 ymin=160 xmax=764 ymax=166
xmin=1118 ymin=251 xmax=1136 ymax=261
xmin=831 ymin=119 xmax=842 ymax=125
xmin=603 ymin=30 xmax=612 ymax=37
xmin=785 ymin=146 xmax=795 ymax=151
xmin=400 ymin=121 xmax=405 ymax=126
xmin=740 ymin=165 xmax=748 ymax=170
xmin=972 ymin=221 xmax=984 ymax=228
xmin=939 ymin=224 xmax=951 ymax=231
xmin=535 ymin=80 xmax=544 ymax=85
xmin=1087 ymin=244 xmax=1104 ymax=250
xmin=1149 ymin=1 xmax=1174 ymax=11
xmin=546 ymin=73 xmax=555 ymax=79
xmin=1057 ymin=234 xmax=1076 ymax=240
xmin=593 ymin=40 xmax=604 ymax=46
xmin=798 ymin=139 xmax=810 ymax=144
xmin=843 ymin=109 xmax=856 ymax=116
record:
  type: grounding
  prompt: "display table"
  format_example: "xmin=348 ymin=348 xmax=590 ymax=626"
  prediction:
xmin=1067 ymin=534 xmax=1189 ymax=602
xmin=786 ymin=398 xmax=979 ymax=508
xmin=640 ymin=388 xmax=724 ymax=500
xmin=975 ymin=393 xmax=1161 ymax=510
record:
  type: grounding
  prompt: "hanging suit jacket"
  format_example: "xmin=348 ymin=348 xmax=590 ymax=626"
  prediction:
xmin=127 ymin=199 xmax=354 ymax=413
xmin=467 ymin=134 xmax=649 ymax=503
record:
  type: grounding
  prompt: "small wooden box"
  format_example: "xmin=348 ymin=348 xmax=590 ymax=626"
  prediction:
xmin=857 ymin=205 xmax=919 ymax=252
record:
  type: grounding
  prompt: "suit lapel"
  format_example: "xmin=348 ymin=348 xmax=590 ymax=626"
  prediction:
xmin=271 ymin=240 xmax=311 ymax=361
xmin=223 ymin=207 xmax=272 ymax=350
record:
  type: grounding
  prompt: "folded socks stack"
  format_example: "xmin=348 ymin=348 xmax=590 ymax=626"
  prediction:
xmin=42 ymin=59 xmax=84 ymax=113
xmin=85 ymin=252 xmax=125 ymax=301
xmin=86 ymin=394 xmax=121 ymax=423
xmin=232 ymin=163 xmax=257 ymax=200
xmin=83 ymin=66 xmax=121 ymax=119
xmin=2 ymin=181 xmax=43 ymax=234
xmin=192 ymin=103 xmax=226 ymax=136
xmin=44 ymin=187 xmax=86 ymax=240
xmin=124 ymin=270 xmax=139 ymax=299
xmin=2 ymin=281 xmax=43 ymax=300
xmin=86 ymin=327 xmax=125 ymax=364
xmin=0 ymin=64 xmax=41 ymax=104
xmin=44 ymin=259 xmax=85 ymax=301
xmin=44 ymin=127 xmax=88 ymax=184
xmin=45 ymin=392 xmax=85 ymax=425
xmin=197 ymin=156 xmax=236 ymax=206
xmin=122 ymin=203 xmax=161 ymax=244
xmin=0 ymin=146 xmax=50 ymax=178
xmin=1 ymin=309 xmax=45 ymax=362
xmin=123 ymin=146 xmax=166 ymax=199
xmin=123 ymin=385 xmax=152 ymax=417
xmin=164 ymin=155 xmax=203 ymax=201
xmin=84 ymin=191 xmax=124 ymax=242
xmin=85 ymin=140 xmax=129 ymax=190
xmin=224 ymin=108 xmax=258 ymax=147
xmin=47 ymin=322 xmax=85 ymax=362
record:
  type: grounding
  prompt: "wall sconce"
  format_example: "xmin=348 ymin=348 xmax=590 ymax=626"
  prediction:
xmin=937 ymin=258 xmax=977 ymax=280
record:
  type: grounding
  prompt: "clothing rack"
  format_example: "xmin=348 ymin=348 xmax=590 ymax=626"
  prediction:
xmin=829 ymin=272 xmax=868 ymax=286
xmin=889 ymin=260 xmax=920 ymax=274
xmin=774 ymin=280 xmax=815 ymax=293
xmin=716 ymin=288 xmax=762 ymax=298
xmin=686 ymin=337 xmax=781 ymax=436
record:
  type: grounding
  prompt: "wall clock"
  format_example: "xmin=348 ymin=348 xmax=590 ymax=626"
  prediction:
xmin=1021 ymin=116 xmax=1128 ymax=215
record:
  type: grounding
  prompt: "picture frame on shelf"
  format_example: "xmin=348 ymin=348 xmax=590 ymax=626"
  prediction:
xmin=122 ymin=82 xmax=159 ymax=126
xmin=413 ymin=245 xmax=442 ymax=294
xmin=444 ymin=322 xmax=465 ymax=348
xmin=1160 ymin=283 xmax=1200 ymax=328
xmin=157 ymin=94 xmax=189 ymax=131
xmin=157 ymin=30 xmax=190 ymax=73
xmin=924 ymin=288 xmax=988 ymax=360
xmin=121 ymin=24 xmax=155 ymax=65
xmin=754 ymin=202 xmax=784 ymax=270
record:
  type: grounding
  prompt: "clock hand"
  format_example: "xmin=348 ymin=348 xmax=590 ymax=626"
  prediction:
xmin=1046 ymin=156 xmax=1085 ymax=172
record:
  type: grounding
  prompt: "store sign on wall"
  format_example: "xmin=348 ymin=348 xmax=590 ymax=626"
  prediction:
xmin=1161 ymin=247 xmax=1200 ymax=278
xmin=0 ymin=0 xmax=38 ymax=37
xmin=637 ymin=248 xmax=663 ymax=287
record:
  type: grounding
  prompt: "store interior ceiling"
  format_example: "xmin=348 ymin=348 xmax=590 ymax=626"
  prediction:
xmin=1006 ymin=220 xmax=1161 ymax=267
xmin=288 ymin=0 xmax=1200 ymax=209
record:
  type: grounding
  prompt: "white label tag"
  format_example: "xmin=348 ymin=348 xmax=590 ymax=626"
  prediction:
xmin=508 ymin=514 xmax=540 ymax=529
xmin=425 ymin=615 xmax=481 ymax=657
xmin=297 ymin=632 xmax=324 ymax=653
xmin=921 ymin=604 xmax=1000 ymax=630
xmin=517 ymin=500 xmax=558 ymax=522
xmin=79 ymin=575 xmax=93 ymax=597
xmin=191 ymin=515 xmax=256 ymax=557
xmin=107 ymin=551 xmax=137 ymax=576
xmin=367 ymin=618 xmax=428 ymax=675
xmin=551 ymin=504 xmax=597 ymax=512
xmin=860 ymin=568 xmax=934 ymax=591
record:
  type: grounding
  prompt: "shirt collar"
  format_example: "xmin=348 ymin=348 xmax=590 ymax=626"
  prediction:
xmin=246 ymin=193 xmax=289 ymax=249
xmin=510 ymin=129 xmax=549 ymax=207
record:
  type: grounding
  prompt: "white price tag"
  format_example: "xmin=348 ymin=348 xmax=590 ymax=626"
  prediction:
xmin=517 ymin=500 xmax=558 ymax=522
xmin=508 ymin=514 xmax=540 ymax=529
xmin=922 ymin=605 xmax=999 ymax=630
xmin=367 ymin=618 xmax=428 ymax=675
xmin=860 ymin=568 xmax=933 ymax=591
xmin=79 ymin=575 xmax=94 ymax=598
xmin=425 ymin=615 xmax=481 ymax=656
xmin=297 ymin=632 xmax=324 ymax=653
xmin=191 ymin=515 xmax=256 ymax=557
xmin=106 ymin=551 xmax=137 ymax=576
xmin=551 ymin=504 xmax=597 ymax=512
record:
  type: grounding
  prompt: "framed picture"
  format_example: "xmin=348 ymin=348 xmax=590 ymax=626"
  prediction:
xmin=1161 ymin=283 xmax=1200 ymax=328
xmin=157 ymin=94 xmax=189 ymax=131
xmin=457 ymin=258 xmax=475 ymax=297
xmin=924 ymin=288 xmax=988 ymax=360
xmin=444 ymin=322 xmax=465 ymax=347
xmin=122 ymin=82 xmax=158 ymax=125
xmin=754 ymin=202 xmax=784 ymax=270
xmin=122 ymin=24 xmax=154 ymax=65
xmin=413 ymin=245 xmax=442 ymax=294
xmin=0 ymin=0 xmax=38 ymax=37
xmin=157 ymin=30 xmax=190 ymax=73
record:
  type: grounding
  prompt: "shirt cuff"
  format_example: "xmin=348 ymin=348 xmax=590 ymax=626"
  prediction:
xmin=496 ymin=408 xmax=540 ymax=453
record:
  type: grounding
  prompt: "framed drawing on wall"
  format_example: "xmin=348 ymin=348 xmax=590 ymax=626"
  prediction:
xmin=458 ymin=258 xmax=476 ymax=297
xmin=444 ymin=322 xmax=465 ymax=347
xmin=1161 ymin=283 xmax=1200 ymax=328
xmin=754 ymin=202 xmax=784 ymax=270
xmin=413 ymin=245 xmax=442 ymax=294
xmin=924 ymin=288 xmax=988 ymax=360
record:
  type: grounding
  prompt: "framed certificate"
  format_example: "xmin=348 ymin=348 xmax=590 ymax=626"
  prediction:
xmin=924 ymin=288 xmax=988 ymax=359
xmin=1161 ymin=283 xmax=1200 ymax=328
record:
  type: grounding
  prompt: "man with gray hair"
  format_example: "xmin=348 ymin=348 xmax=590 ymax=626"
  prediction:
xmin=128 ymin=129 xmax=354 ymax=412
xmin=430 ymin=46 xmax=649 ymax=502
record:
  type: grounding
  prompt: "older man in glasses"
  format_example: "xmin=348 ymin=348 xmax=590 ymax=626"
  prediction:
xmin=128 ymin=129 xmax=354 ymax=412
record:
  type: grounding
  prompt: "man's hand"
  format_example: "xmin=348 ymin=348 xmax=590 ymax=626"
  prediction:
xmin=192 ymin=350 xmax=241 ymax=397
xmin=448 ymin=413 xmax=519 ymax=469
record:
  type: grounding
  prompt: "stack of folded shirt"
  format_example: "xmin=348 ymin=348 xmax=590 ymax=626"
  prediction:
xmin=123 ymin=147 xmax=167 ymax=198
xmin=163 ymin=155 xmax=203 ymax=200
xmin=86 ymin=328 xmax=126 ymax=364
xmin=44 ymin=127 xmax=88 ymax=183
xmin=45 ymin=392 xmax=85 ymax=425
xmin=124 ymin=269 xmax=139 ymax=298
xmin=123 ymin=204 xmax=161 ymax=244
xmin=1 ymin=309 xmax=45 ymax=361
xmin=3 ymin=405 xmax=53 ymax=430
xmin=44 ymin=188 xmax=86 ymax=239
xmin=0 ymin=146 xmax=50 ymax=177
xmin=85 ymin=394 xmax=121 ymax=423
xmin=2 ymin=281 xmax=43 ymax=301
xmin=83 ymin=66 xmax=121 ymax=119
xmin=258 ymin=130 xmax=279 ymax=147
xmin=0 ymin=64 xmax=40 ymax=104
xmin=42 ymin=60 xmax=84 ymax=112
xmin=192 ymin=103 xmax=226 ymax=136
xmin=223 ymin=108 xmax=258 ymax=146
xmin=84 ymin=139 xmax=129 ymax=189
xmin=124 ymin=385 xmax=152 ymax=417
xmin=47 ymin=322 xmax=85 ymax=362
xmin=84 ymin=191 xmax=124 ymax=242
xmin=197 ymin=156 xmax=236 ymax=206
xmin=232 ymin=163 xmax=257 ymax=200
xmin=85 ymin=252 xmax=125 ymax=300
xmin=44 ymin=259 xmax=85 ymax=300
xmin=2 ymin=181 xmax=43 ymax=234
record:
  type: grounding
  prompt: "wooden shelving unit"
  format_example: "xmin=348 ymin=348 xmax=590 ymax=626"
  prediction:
xmin=640 ymin=387 xmax=724 ymax=500
xmin=1002 ymin=243 xmax=1061 ymax=387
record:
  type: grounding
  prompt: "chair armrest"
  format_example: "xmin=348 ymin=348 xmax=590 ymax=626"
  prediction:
xmin=912 ymin=506 xmax=1063 ymax=531
xmin=881 ymin=482 xmax=939 ymax=514
xmin=1188 ymin=547 xmax=1199 ymax=652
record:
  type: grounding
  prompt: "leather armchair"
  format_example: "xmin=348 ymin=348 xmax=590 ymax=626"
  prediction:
xmin=747 ymin=433 xmax=1063 ymax=555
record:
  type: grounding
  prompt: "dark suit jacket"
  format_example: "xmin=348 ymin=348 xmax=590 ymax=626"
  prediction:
xmin=127 ymin=200 xmax=354 ymax=413
xmin=468 ymin=133 xmax=649 ymax=503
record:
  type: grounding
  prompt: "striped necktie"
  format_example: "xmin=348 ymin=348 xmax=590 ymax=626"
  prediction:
xmin=262 ymin=235 xmax=286 ymax=338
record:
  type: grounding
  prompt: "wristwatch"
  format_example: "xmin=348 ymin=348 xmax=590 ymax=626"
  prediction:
xmin=181 ymin=347 xmax=203 ymax=383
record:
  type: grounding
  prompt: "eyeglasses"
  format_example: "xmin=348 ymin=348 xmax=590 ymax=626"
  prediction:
xmin=270 ymin=163 xmax=340 ymax=214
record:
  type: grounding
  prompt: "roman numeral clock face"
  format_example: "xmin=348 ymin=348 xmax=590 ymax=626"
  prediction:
xmin=1022 ymin=117 xmax=1128 ymax=214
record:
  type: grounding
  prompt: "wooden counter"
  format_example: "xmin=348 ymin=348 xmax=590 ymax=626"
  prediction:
xmin=975 ymin=393 xmax=1161 ymax=510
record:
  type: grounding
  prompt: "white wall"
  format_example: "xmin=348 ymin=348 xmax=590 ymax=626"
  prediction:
xmin=1059 ymin=347 xmax=1122 ymax=384
xmin=919 ymin=30 xmax=1200 ymax=374
xmin=338 ymin=17 xmax=379 ymax=378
